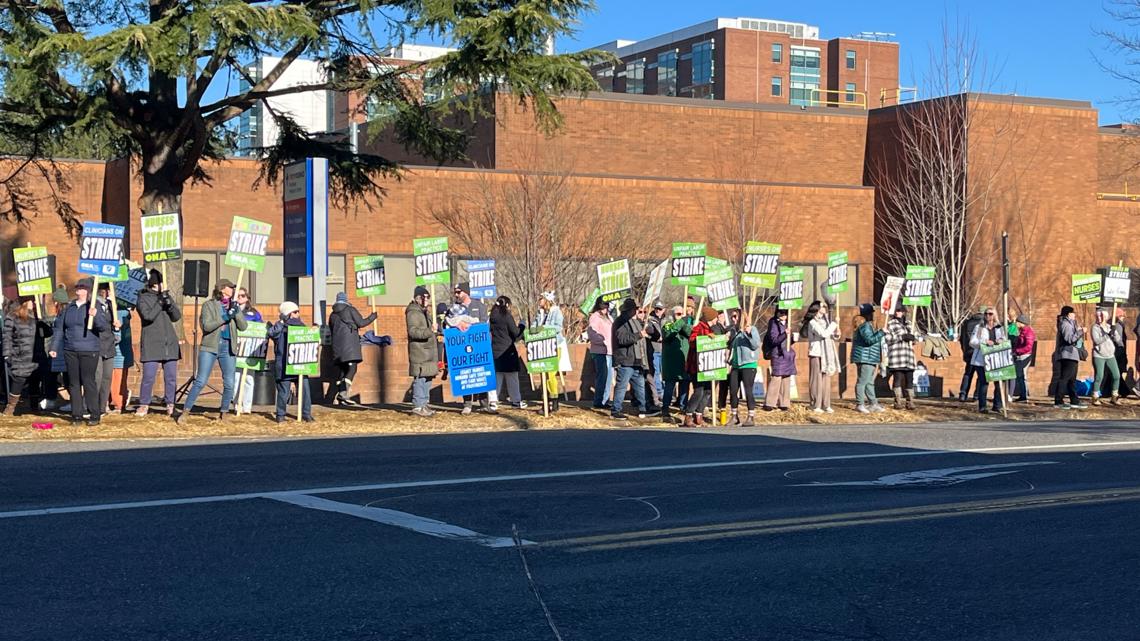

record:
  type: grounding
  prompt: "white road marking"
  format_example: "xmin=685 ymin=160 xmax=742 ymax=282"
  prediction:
xmin=266 ymin=493 xmax=529 ymax=548
xmin=792 ymin=462 xmax=1059 ymax=487
xmin=3 ymin=440 xmax=1140 ymax=520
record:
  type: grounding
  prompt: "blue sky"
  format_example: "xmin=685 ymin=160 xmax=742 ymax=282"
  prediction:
xmin=554 ymin=0 xmax=1135 ymax=124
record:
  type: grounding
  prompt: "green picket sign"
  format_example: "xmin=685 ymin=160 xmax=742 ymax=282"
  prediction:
xmin=827 ymin=250 xmax=849 ymax=294
xmin=982 ymin=340 xmax=1016 ymax=382
xmin=285 ymin=326 xmax=321 ymax=376
xmin=696 ymin=334 xmax=729 ymax=382
xmin=705 ymin=261 xmax=740 ymax=311
xmin=670 ymin=242 xmax=707 ymax=287
xmin=903 ymin=265 xmax=935 ymax=307
xmin=234 ymin=323 xmax=269 ymax=371
xmin=1071 ymin=274 xmax=1102 ymax=304
xmin=580 ymin=286 xmax=602 ymax=315
xmin=140 ymin=213 xmax=182 ymax=263
xmin=778 ymin=265 xmax=804 ymax=310
xmin=225 ymin=216 xmax=272 ymax=272
xmin=354 ymin=255 xmax=387 ymax=297
xmin=413 ymin=237 xmax=450 ymax=286
xmin=13 ymin=246 xmax=52 ymax=296
xmin=741 ymin=241 xmax=781 ymax=289
xmin=597 ymin=259 xmax=632 ymax=304
xmin=524 ymin=328 xmax=560 ymax=374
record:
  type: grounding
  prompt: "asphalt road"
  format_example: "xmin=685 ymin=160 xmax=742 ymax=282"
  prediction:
xmin=3 ymin=420 xmax=1140 ymax=640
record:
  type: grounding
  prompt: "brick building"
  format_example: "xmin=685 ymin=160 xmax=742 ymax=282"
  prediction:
xmin=589 ymin=17 xmax=900 ymax=109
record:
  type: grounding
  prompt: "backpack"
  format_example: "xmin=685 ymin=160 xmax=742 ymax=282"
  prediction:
xmin=761 ymin=328 xmax=775 ymax=360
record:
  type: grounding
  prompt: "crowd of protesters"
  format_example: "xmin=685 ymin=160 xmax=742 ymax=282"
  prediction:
xmin=7 ymin=273 xmax=1140 ymax=425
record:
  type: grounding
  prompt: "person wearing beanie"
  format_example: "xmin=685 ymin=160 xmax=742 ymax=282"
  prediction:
xmin=177 ymin=278 xmax=247 ymax=424
xmin=1011 ymin=314 xmax=1036 ymax=402
xmin=851 ymin=303 xmax=886 ymax=413
xmin=970 ymin=306 xmax=1007 ymax=413
xmin=885 ymin=302 xmax=918 ymax=410
xmin=1091 ymin=307 xmax=1123 ymax=405
xmin=49 ymin=277 xmax=110 ymax=425
xmin=405 ymin=286 xmax=438 ymax=416
xmin=763 ymin=307 xmax=796 ymax=411
xmin=267 ymin=301 xmax=314 ymax=423
xmin=681 ymin=305 xmax=719 ymax=426
xmin=135 ymin=269 xmax=182 ymax=417
xmin=328 ymin=290 xmax=377 ymax=406
xmin=1052 ymin=305 xmax=1086 ymax=409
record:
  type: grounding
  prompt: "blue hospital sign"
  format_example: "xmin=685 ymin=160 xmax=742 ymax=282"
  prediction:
xmin=444 ymin=322 xmax=497 ymax=397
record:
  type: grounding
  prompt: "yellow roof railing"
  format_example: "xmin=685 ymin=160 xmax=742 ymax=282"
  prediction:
xmin=808 ymin=87 xmax=867 ymax=110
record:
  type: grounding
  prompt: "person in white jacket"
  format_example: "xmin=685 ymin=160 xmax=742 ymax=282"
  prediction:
xmin=969 ymin=306 xmax=1007 ymax=413
xmin=801 ymin=300 xmax=841 ymax=413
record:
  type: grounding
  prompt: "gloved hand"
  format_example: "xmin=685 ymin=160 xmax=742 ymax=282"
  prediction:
xmin=903 ymin=333 xmax=917 ymax=342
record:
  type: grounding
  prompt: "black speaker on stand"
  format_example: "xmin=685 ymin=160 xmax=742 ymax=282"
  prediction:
xmin=175 ymin=260 xmax=219 ymax=404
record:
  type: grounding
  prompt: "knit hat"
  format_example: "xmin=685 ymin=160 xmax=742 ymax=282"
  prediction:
xmin=700 ymin=306 xmax=718 ymax=322
xmin=75 ymin=277 xmax=94 ymax=291
xmin=1016 ymin=314 xmax=1029 ymax=325
xmin=279 ymin=301 xmax=299 ymax=318
xmin=859 ymin=303 xmax=875 ymax=319
xmin=52 ymin=284 xmax=69 ymax=304
xmin=453 ymin=282 xmax=470 ymax=295
xmin=620 ymin=298 xmax=637 ymax=313
xmin=1060 ymin=305 xmax=1075 ymax=317
xmin=541 ymin=291 xmax=556 ymax=303
xmin=335 ymin=291 xmax=348 ymax=305
xmin=414 ymin=285 xmax=430 ymax=298
xmin=653 ymin=299 xmax=665 ymax=310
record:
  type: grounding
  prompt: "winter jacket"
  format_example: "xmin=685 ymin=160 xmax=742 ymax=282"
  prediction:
xmin=613 ymin=311 xmax=648 ymax=370
xmin=645 ymin=313 xmax=664 ymax=349
xmin=534 ymin=305 xmax=567 ymax=346
xmin=851 ymin=320 xmax=885 ymax=365
xmin=885 ymin=316 xmax=917 ymax=371
xmin=969 ymin=323 xmax=1007 ymax=368
xmin=685 ymin=320 xmax=714 ymax=376
xmin=95 ymin=298 xmax=116 ymax=359
xmin=3 ymin=313 xmax=52 ymax=378
xmin=267 ymin=317 xmax=307 ymax=380
xmin=1012 ymin=324 xmax=1036 ymax=359
xmin=489 ymin=306 xmax=523 ymax=373
xmin=960 ymin=313 xmax=983 ymax=363
xmin=765 ymin=317 xmax=797 ymax=377
xmin=587 ymin=311 xmax=613 ymax=355
xmin=1054 ymin=316 xmax=1082 ymax=362
xmin=405 ymin=301 xmax=439 ymax=378
xmin=730 ymin=326 xmax=761 ymax=368
xmin=329 ymin=302 xmax=376 ymax=364
xmin=660 ymin=316 xmax=692 ymax=382
xmin=806 ymin=315 xmax=841 ymax=375
xmin=112 ymin=309 xmax=134 ymax=369
xmin=446 ymin=299 xmax=488 ymax=327
xmin=1092 ymin=322 xmax=1123 ymax=360
xmin=51 ymin=300 xmax=110 ymax=354
xmin=199 ymin=298 xmax=247 ymax=355
xmin=136 ymin=289 xmax=182 ymax=362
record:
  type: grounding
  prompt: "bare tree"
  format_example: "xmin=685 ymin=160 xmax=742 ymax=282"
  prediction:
xmin=867 ymin=20 xmax=1023 ymax=333
xmin=426 ymin=148 xmax=652 ymax=332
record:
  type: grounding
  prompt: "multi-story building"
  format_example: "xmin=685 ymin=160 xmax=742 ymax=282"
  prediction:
xmin=589 ymin=17 xmax=900 ymax=108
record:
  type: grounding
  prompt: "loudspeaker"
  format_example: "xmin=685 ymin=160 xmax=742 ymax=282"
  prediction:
xmin=183 ymin=260 xmax=210 ymax=298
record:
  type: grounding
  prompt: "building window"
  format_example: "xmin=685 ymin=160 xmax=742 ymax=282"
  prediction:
xmin=657 ymin=51 xmax=677 ymax=96
xmin=771 ymin=77 xmax=782 ymax=97
xmin=771 ymin=43 xmax=783 ymax=63
xmin=846 ymin=49 xmax=856 ymax=70
xmin=691 ymin=40 xmax=714 ymax=88
xmin=846 ymin=82 xmax=857 ymax=102
xmin=625 ymin=59 xmax=645 ymax=94
xmin=789 ymin=46 xmax=821 ymax=106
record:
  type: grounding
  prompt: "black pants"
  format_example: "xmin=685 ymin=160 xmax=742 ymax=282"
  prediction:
xmin=890 ymin=369 xmax=913 ymax=391
xmin=64 ymin=351 xmax=101 ymax=420
xmin=336 ymin=361 xmax=359 ymax=395
xmin=729 ymin=368 xmax=757 ymax=411
xmin=685 ymin=380 xmax=711 ymax=415
xmin=7 ymin=373 xmax=28 ymax=396
xmin=1054 ymin=359 xmax=1080 ymax=405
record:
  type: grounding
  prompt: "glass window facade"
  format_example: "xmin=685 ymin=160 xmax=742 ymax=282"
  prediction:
xmin=771 ymin=76 xmax=782 ymax=97
xmin=789 ymin=46 xmax=821 ymax=106
xmin=846 ymin=82 xmax=857 ymax=102
xmin=846 ymin=49 xmax=857 ymax=70
xmin=691 ymin=40 xmax=714 ymax=88
xmin=625 ymin=59 xmax=645 ymax=94
xmin=657 ymin=51 xmax=677 ymax=96
xmin=771 ymin=43 xmax=783 ymax=63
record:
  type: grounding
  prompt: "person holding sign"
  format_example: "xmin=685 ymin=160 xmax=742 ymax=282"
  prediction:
xmin=447 ymin=283 xmax=498 ymax=414
xmin=533 ymin=292 xmax=571 ymax=411
xmin=267 ymin=302 xmax=315 ymax=423
xmin=135 ymin=270 xmax=182 ymax=417
xmin=405 ymin=286 xmax=439 ymax=417
xmin=659 ymin=303 xmax=694 ymax=423
xmin=611 ymin=298 xmax=650 ymax=420
xmin=587 ymin=296 xmax=614 ymax=410
xmin=489 ymin=296 xmax=527 ymax=409
xmin=50 ymin=278 xmax=110 ymax=426
xmin=762 ymin=309 xmax=796 ymax=412
xmin=727 ymin=310 xmax=761 ymax=426
xmin=682 ymin=306 xmax=718 ymax=427
xmin=2 ymin=297 xmax=53 ymax=416
xmin=885 ymin=303 xmax=919 ymax=411
xmin=177 ymin=279 xmax=248 ymax=424
xmin=232 ymin=288 xmax=263 ymax=414
xmin=851 ymin=304 xmax=887 ymax=414
xmin=1091 ymin=308 xmax=1124 ymax=405
xmin=94 ymin=282 xmax=120 ymax=416
xmin=969 ymin=307 xmax=1007 ymax=413
xmin=1053 ymin=306 xmax=1087 ymax=410
xmin=802 ymin=300 xmax=841 ymax=414
xmin=328 ymin=291 xmax=377 ymax=407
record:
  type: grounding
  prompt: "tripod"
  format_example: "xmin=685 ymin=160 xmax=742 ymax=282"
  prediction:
xmin=175 ymin=294 xmax=220 ymax=403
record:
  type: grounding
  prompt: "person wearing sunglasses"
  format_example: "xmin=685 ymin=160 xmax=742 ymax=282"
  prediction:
xmin=969 ymin=306 xmax=1006 ymax=413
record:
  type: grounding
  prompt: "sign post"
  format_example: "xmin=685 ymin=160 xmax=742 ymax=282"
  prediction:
xmin=285 ymin=325 xmax=321 ymax=422
xmin=696 ymin=334 xmax=729 ymax=426
xmin=233 ymin=323 xmax=269 ymax=415
xmin=524 ymin=328 xmax=560 ymax=416
xmin=353 ymin=255 xmax=387 ymax=334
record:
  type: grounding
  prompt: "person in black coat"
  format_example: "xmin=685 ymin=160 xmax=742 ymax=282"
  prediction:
xmin=328 ymin=292 xmax=377 ymax=406
xmin=490 ymin=296 xmax=526 ymax=408
xmin=135 ymin=269 xmax=182 ymax=416
xmin=2 ymin=297 xmax=53 ymax=416
xmin=49 ymin=278 xmax=111 ymax=425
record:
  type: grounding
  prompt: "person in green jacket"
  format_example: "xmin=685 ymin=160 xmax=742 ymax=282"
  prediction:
xmin=851 ymin=303 xmax=887 ymax=414
xmin=659 ymin=301 xmax=694 ymax=423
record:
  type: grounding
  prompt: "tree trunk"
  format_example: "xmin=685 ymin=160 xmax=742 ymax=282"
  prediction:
xmin=138 ymin=157 xmax=186 ymax=340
